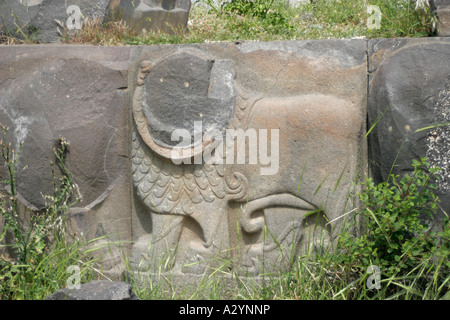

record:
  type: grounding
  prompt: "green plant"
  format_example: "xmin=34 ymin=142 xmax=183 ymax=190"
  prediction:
xmin=221 ymin=0 xmax=275 ymax=19
xmin=0 ymin=125 xmax=98 ymax=300
xmin=221 ymin=0 xmax=294 ymax=34
xmin=366 ymin=0 xmax=436 ymax=37
xmin=46 ymin=0 xmax=438 ymax=46
xmin=309 ymin=0 xmax=367 ymax=26
xmin=329 ymin=157 xmax=448 ymax=298
xmin=0 ymin=2 xmax=40 ymax=44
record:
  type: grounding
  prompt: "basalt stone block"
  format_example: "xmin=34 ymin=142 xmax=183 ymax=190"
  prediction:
xmin=0 ymin=40 xmax=368 ymax=287
xmin=128 ymin=40 xmax=367 ymax=282
xmin=106 ymin=0 xmax=191 ymax=35
xmin=0 ymin=0 xmax=111 ymax=42
xmin=141 ymin=51 xmax=235 ymax=148
xmin=45 ymin=280 xmax=139 ymax=300
xmin=0 ymin=46 xmax=134 ymax=274
xmin=431 ymin=0 xmax=450 ymax=36
xmin=368 ymin=38 xmax=450 ymax=225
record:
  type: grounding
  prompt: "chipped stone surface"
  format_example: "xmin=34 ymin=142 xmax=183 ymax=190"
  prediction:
xmin=140 ymin=50 xmax=236 ymax=149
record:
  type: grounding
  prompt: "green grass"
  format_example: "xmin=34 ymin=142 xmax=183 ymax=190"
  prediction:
xmin=0 ymin=128 xmax=107 ymax=300
xmin=124 ymin=209 xmax=449 ymax=300
xmin=0 ymin=0 xmax=437 ymax=45
xmin=123 ymin=120 xmax=449 ymax=300
xmin=123 ymin=154 xmax=449 ymax=301
xmin=0 ymin=1 xmax=447 ymax=299
xmin=91 ymin=0 xmax=436 ymax=43
xmin=70 ymin=0 xmax=438 ymax=45
xmin=1 ymin=121 xmax=448 ymax=300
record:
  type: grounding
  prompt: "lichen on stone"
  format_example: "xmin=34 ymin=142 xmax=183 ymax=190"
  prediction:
xmin=426 ymin=84 xmax=450 ymax=191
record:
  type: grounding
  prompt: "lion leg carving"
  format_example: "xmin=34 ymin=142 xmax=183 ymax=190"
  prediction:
xmin=129 ymin=214 xmax=183 ymax=273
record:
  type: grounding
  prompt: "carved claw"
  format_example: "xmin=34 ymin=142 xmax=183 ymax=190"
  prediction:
xmin=240 ymin=193 xmax=316 ymax=234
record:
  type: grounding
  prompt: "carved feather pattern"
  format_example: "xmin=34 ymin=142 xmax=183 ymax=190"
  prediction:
xmin=131 ymin=60 xmax=256 ymax=215
xmin=231 ymin=84 xmax=264 ymax=130
xmin=132 ymin=128 xmax=233 ymax=215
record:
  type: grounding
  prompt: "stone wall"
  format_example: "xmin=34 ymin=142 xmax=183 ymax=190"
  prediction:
xmin=0 ymin=38 xmax=448 ymax=283
xmin=127 ymin=41 xmax=367 ymax=279
xmin=368 ymin=38 xmax=450 ymax=228
xmin=0 ymin=0 xmax=111 ymax=42
xmin=431 ymin=0 xmax=450 ymax=36
xmin=0 ymin=0 xmax=191 ymax=42
xmin=0 ymin=45 xmax=133 ymax=273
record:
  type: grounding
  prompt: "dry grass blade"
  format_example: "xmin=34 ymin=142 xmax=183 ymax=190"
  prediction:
xmin=58 ymin=17 xmax=136 ymax=45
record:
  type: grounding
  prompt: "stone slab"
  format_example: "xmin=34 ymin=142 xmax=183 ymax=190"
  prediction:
xmin=106 ymin=0 xmax=191 ymax=35
xmin=1 ymin=38 xmax=447 ymax=289
xmin=0 ymin=0 xmax=111 ymax=42
xmin=431 ymin=0 xmax=450 ymax=36
xmin=368 ymin=37 xmax=450 ymax=226
xmin=45 ymin=280 xmax=138 ymax=300
xmin=127 ymin=40 xmax=368 ymax=279
xmin=0 ymin=45 xmax=134 ymax=274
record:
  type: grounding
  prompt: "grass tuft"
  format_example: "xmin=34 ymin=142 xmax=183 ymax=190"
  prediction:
xmin=1 ymin=0 xmax=437 ymax=45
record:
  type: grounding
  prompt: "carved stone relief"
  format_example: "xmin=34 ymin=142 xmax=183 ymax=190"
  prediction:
xmin=0 ymin=46 xmax=132 ymax=275
xmin=129 ymin=46 xmax=364 ymax=278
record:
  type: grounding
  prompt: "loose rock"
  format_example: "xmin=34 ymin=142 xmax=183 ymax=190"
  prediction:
xmin=45 ymin=281 xmax=139 ymax=300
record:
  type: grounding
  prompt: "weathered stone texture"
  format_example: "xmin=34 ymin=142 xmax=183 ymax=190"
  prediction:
xmin=1 ymin=38 xmax=448 ymax=288
xmin=45 ymin=280 xmax=138 ymax=300
xmin=0 ymin=0 xmax=111 ymax=42
xmin=368 ymin=38 xmax=450 ymax=225
xmin=0 ymin=46 xmax=133 ymax=274
xmin=106 ymin=0 xmax=191 ymax=35
xmin=431 ymin=0 xmax=450 ymax=36
xmin=128 ymin=40 xmax=368 ymax=279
